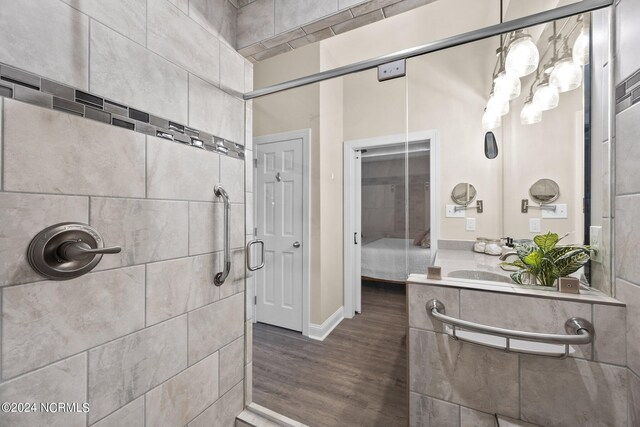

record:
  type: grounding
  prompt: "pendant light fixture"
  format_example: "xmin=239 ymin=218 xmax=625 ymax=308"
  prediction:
xmin=572 ymin=15 xmax=590 ymax=66
xmin=482 ymin=108 xmax=501 ymax=130
xmin=505 ymin=30 xmax=540 ymax=77
xmin=533 ymin=75 xmax=559 ymax=111
xmin=487 ymin=91 xmax=510 ymax=116
xmin=549 ymin=38 xmax=582 ymax=92
xmin=494 ymin=47 xmax=521 ymax=101
xmin=520 ymin=95 xmax=543 ymax=124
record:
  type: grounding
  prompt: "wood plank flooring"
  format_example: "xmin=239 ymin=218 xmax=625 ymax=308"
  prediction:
xmin=252 ymin=282 xmax=408 ymax=427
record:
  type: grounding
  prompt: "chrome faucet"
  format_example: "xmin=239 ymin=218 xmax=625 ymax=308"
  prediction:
xmin=499 ymin=251 xmax=519 ymax=261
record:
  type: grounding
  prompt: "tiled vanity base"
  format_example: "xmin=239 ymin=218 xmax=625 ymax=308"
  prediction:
xmin=407 ymin=276 xmax=629 ymax=427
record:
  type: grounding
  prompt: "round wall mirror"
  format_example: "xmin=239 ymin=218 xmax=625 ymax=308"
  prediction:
xmin=451 ymin=183 xmax=477 ymax=206
xmin=529 ymin=178 xmax=560 ymax=204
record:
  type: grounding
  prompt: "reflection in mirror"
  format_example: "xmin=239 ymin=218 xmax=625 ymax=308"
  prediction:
xmin=451 ymin=183 xmax=477 ymax=206
xmin=529 ymin=178 xmax=560 ymax=204
xmin=484 ymin=131 xmax=498 ymax=159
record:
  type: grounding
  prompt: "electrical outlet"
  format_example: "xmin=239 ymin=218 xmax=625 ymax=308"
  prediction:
xmin=590 ymin=226 xmax=603 ymax=263
xmin=466 ymin=217 xmax=476 ymax=231
xmin=529 ymin=218 xmax=541 ymax=233
xmin=541 ymin=203 xmax=568 ymax=218
xmin=446 ymin=205 xmax=465 ymax=218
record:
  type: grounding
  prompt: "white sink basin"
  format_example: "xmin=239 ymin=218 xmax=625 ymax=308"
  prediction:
xmin=447 ymin=270 xmax=514 ymax=284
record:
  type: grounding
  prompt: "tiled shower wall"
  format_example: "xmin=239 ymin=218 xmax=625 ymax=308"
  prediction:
xmin=613 ymin=0 xmax=640 ymax=423
xmin=0 ymin=0 xmax=252 ymax=426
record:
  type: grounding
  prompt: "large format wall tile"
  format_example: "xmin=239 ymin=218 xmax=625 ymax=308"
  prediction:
xmin=616 ymin=279 xmax=640 ymax=375
xmin=189 ymin=202 xmax=225 ymax=255
xmin=146 ymin=254 xmax=221 ymax=325
xmin=237 ymin=0 xmax=275 ymax=48
xmin=460 ymin=407 xmax=497 ymax=427
xmin=189 ymin=381 xmax=244 ymax=427
xmin=0 ymin=354 xmax=86 ymax=427
xmin=189 ymin=75 xmax=245 ymax=143
xmin=220 ymin=42 xmax=246 ymax=95
xmin=615 ymin=195 xmax=640 ymax=285
xmin=145 ymin=352 xmax=219 ymax=427
xmin=2 ymin=266 xmax=145 ymax=379
xmin=274 ymin=0 xmax=338 ymax=34
xmin=91 ymin=396 xmax=144 ymax=427
xmin=146 ymin=135 xmax=221 ymax=201
xmin=60 ymin=0 xmax=146 ymax=45
xmin=0 ymin=192 xmax=88 ymax=287
xmin=147 ymin=0 xmax=220 ymax=85
xmin=409 ymin=392 xmax=459 ymax=427
xmin=232 ymin=203 xmax=246 ymax=249
xmin=221 ymin=155 xmax=246 ymax=203
xmin=4 ymin=100 xmax=145 ymax=197
xmin=409 ymin=328 xmax=519 ymax=417
xmin=630 ymin=370 xmax=640 ymax=427
xmin=189 ymin=0 xmax=237 ymax=48
xmin=460 ymin=290 xmax=592 ymax=358
xmin=615 ymin=0 xmax=640 ymax=83
xmin=0 ymin=0 xmax=88 ymax=88
xmin=219 ymin=337 xmax=244 ymax=396
xmin=593 ymin=304 xmax=626 ymax=366
xmin=88 ymin=316 xmax=187 ymax=423
xmin=407 ymin=284 xmax=458 ymax=332
xmin=616 ymin=103 xmax=640 ymax=195
xmin=90 ymin=21 xmax=188 ymax=123
xmin=220 ymin=249 xmax=246 ymax=299
xmin=188 ymin=293 xmax=245 ymax=364
xmin=520 ymin=356 xmax=628 ymax=426
xmin=90 ymin=197 xmax=189 ymax=270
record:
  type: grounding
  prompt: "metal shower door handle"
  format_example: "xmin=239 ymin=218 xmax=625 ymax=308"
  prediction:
xmin=246 ymin=239 xmax=265 ymax=272
xmin=214 ymin=184 xmax=230 ymax=286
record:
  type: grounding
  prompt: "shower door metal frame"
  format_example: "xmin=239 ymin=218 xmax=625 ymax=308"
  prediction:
xmin=243 ymin=0 xmax=612 ymax=100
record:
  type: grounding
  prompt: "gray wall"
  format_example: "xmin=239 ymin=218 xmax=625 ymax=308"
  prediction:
xmin=613 ymin=0 xmax=640 ymax=422
xmin=0 ymin=0 xmax=251 ymax=426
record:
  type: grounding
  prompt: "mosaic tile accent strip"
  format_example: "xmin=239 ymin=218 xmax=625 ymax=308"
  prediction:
xmin=615 ymin=67 xmax=640 ymax=114
xmin=0 ymin=63 xmax=245 ymax=160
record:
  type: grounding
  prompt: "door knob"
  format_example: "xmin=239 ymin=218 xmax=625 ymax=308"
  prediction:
xmin=293 ymin=241 xmax=301 ymax=248
xmin=27 ymin=222 xmax=122 ymax=280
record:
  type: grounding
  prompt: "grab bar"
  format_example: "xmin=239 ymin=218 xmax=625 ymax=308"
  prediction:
xmin=246 ymin=239 xmax=265 ymax=271
xmin=427 ymin=299 xmax=594 ymax=357
xmin=214 ymin=184 xmax=230 ymax=286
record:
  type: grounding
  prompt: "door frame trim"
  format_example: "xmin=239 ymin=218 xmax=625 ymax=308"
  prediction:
xmin=254 ymin=129 xmax=311 ymax=337
xmin=343 ymin=130 xmax=440 ymax=319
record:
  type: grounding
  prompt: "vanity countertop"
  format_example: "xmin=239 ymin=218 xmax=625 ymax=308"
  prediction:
xmin=419 ymin=248 xmax=624 ymax=306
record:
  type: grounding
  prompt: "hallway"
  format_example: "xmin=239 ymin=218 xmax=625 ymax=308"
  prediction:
xmin=253 ymin=283 xmax=408 ymax=427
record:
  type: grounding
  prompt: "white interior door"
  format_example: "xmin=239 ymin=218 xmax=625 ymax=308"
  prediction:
xmin=354 ymin=151 xmax=362 ymax=313
xmin=255 ymin=137 xmax=304 ymax=331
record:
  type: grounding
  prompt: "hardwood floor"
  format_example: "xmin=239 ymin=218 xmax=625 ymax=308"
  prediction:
xmin=252 ymin=282 xmax=408 ymax=427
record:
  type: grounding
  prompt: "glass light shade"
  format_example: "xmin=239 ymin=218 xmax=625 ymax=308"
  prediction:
xmin=487 ymin=94 xmax=509 ymax=116
xmin=573 ymin=28 xmax=590 ymax=66
xmin=505 ymin=34 xmax=540 ymax=77
xmin=533 ymin=82 xmax=559 ymax=111
xmin=520 ymin=100 xmax=542 ymax=125
xmin=549 ymin=57 xmax=583 ymax=92
xmin=494 ymin=71 xmax=521 ymax=101
xmin=482 ymin=109 xmax=501 ymax=130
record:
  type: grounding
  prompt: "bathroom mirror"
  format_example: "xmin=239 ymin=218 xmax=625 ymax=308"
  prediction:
xmin=451 ymin=183 xmax=477 ymax=206
xmin=529 ymin=178 xmax=560 ymax=204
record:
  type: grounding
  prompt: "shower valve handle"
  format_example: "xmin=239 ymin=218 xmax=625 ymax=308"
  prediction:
xmin=58 ymin=241 xmax=122 ymax=261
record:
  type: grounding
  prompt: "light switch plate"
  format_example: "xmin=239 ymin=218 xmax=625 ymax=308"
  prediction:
xmin=446 ymin=205 xmax=465 ymax=218
xmin=466 ymin=217 xmax=476 ymax=231
xmin=590 ymin=225 xmax=603 ymax=263
xmin=542 ymin=203 xmax=568 ymax=218
xmin=529 ymin=218 xmax=541 ymax=233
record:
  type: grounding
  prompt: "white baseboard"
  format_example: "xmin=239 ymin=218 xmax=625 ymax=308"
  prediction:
xmin=307 ymin=306 xmax=344 ymax=341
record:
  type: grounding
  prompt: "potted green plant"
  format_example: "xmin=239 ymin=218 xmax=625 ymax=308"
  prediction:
xmin=500 ymin=232 xmax=591 ymax=287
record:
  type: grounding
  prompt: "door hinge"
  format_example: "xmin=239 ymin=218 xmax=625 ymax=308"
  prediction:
xmin=253 ymin=158 xmax=258 ymax=168
xmin=254 ymin=296 xmax=257 ymax=305
xmin=254 ymin=227 xmax=257 ymax=236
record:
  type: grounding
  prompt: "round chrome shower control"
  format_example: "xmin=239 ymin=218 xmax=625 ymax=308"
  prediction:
xmin=27 ymin=222 xmax=122 ymax=280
